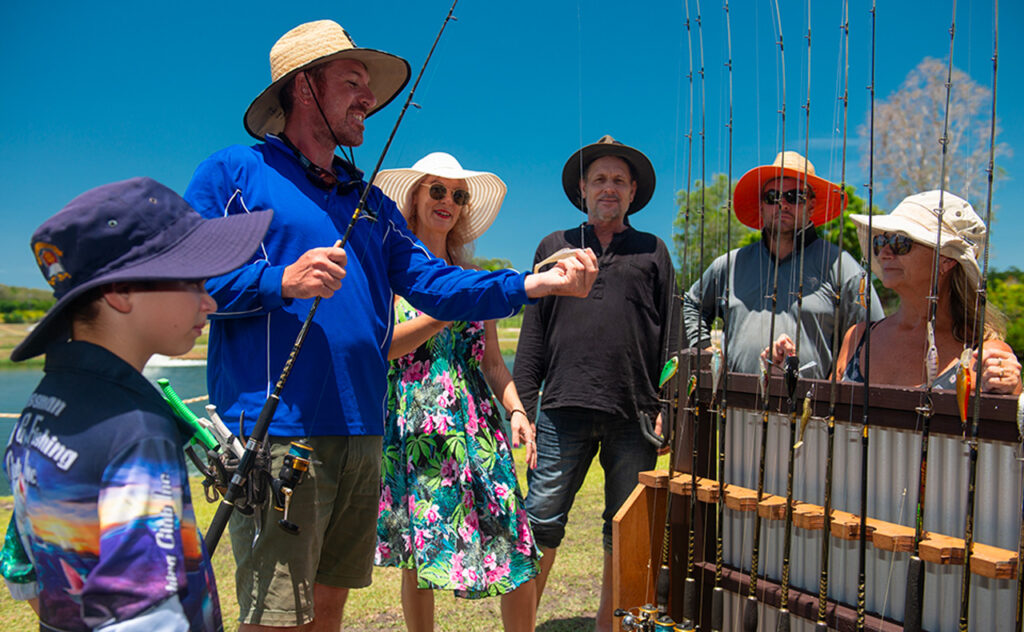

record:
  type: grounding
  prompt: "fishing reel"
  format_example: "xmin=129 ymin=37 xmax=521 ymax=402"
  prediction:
xmin=271 ymin=442 xmax=313 ymax=535
xmin=614 ymin=605 xmax=678 ymax=631
xmin=159 ymin=380 xmax=313 ymax=534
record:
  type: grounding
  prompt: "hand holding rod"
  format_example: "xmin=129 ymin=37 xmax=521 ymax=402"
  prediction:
xmin=202 ymin=0 xmax=462 ymax=556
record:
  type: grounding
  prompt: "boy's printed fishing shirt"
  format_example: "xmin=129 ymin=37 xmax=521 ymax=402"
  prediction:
xmin=3 ymin=341 xmax=221 ymax=631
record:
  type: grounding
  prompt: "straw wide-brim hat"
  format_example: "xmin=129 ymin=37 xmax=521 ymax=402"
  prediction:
xmin=375 ymin=153 xmax=507 ymax=243
xmin=733 ymin=151 xmax=846 ymax=229
xmin=244 ymin=20 xmax=411 ymax=140
xmin=561 ymin=135 xmax=656 ymax=215
xmin=850 ymin=190 xmax=985 ymax=285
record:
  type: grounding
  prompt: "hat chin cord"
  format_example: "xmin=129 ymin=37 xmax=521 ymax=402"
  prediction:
xmin=303 ymin=73 xmax=357 ymax=167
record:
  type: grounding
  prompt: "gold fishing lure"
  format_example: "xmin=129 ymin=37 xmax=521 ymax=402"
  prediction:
xmin=793 ymin=394 xmax=813 ymax=450
xmin=857 ymin=273 xmax=868 ymax=309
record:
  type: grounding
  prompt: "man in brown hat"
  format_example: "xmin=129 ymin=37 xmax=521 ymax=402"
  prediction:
xmin=184 ymin=20 xmax=597 ymax=631
xmin=683 ymin=151 xmax=882 ymax=378
xmin=514 ymin=136 xmax=677 ymax=631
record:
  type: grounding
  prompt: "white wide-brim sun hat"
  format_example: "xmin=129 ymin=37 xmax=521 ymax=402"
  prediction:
xmin=850 ymin=190 xmax=986 ymax=285
xmin=375 ymin=152 xmax=507 ymax=243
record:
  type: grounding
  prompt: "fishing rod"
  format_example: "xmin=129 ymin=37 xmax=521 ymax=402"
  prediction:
xmin=902 ymin=2 xmax=958 ymax=629
xmin=775 ymin=3 xmax=814 ymax=630
xmin=960 ymin=2 xmax=996 ymax=629
xmin=709 ymin=2 xmax=733 ymax=630
xmin=680 ymin=3 xmax=708 ymax=628
xmin=814 ymin=2 xmax=850 ymax=629
xmin=855 ymin=3 xmax=877 ymax=630
xmin=203 ymin=0 xmax=461 ymax=555
xmin=743 ymin=3 xmax=787 ymax=630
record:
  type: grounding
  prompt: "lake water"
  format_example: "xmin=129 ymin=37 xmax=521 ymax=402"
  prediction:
xmin=0 ymin=356 xmax=515 ymax=495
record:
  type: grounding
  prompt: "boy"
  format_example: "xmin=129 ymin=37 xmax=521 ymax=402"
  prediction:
xmin=4 ymin=177 xmax=271 ymax=631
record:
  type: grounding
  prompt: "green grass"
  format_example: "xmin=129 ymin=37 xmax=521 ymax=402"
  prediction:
xmin=0 ymin=451 xmax=666 ymax=630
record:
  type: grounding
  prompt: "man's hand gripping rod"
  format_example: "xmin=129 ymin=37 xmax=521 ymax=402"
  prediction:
xmin=203 ymin=0 xmax=462 ymax=556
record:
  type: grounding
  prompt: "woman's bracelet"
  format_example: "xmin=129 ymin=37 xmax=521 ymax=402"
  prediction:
xmin=506 ymin=408 xmax=528 ymax=421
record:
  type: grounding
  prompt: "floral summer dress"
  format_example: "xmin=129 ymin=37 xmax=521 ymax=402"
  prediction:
xmin=375 ymin=298 xmax=540 ymax=598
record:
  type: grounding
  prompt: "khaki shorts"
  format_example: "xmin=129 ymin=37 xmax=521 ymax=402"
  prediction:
xmin=229 ymin=435 xmax=383 ymax=626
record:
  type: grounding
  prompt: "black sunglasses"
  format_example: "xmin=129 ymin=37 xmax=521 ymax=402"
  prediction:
xmin=424 ymin=182 xmax=471 ymax=206
xmin=761 ymin=188 xmax=811 ymax=206
xmin=872 ymin=232 xmax=914 ymax=257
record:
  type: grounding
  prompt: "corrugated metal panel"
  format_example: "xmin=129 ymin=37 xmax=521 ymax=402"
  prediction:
xmin=714 ymin=406 xmax=1020 ymax=631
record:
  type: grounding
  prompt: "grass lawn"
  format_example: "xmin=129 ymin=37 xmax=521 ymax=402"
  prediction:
xmin=0 ymin=449 xmax=667 ymax=630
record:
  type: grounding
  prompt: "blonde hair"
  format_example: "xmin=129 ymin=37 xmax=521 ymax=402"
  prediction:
xmin=405 ymin=176 xmax=476 ymax=267
xmin=949 ymin=264 xmax=1006 ymax=344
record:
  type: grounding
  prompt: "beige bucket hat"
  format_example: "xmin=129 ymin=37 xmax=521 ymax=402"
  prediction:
xmin=244 ymin=20 xmax=411 ymax=140
xmin=733 ymin=151 xmax=846 ymax=229
xmin=375 ymin=153 xmax=507 ymax=243
xmin=850 ymin=190 xmax=985 ymax=285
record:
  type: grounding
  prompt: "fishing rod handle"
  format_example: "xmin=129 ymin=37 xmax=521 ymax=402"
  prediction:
xmin=905 ymin=555 xmax=925 ymax=632
xmin=775 ymin=609 xmax=790 ymax=632
xmin=710 ymin=586 xmax=724 ymax=632
xmin=655 ymin=563 xmax=671 ymax=613
xmin=742 ymin=595 xmax=759 ymax=632
xmin=681 ymin=577 xmax=697 ymax=629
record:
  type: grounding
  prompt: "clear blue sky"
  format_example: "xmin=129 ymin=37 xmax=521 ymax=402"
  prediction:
xmin=2 ymin=0 xmax=1020 ymax=290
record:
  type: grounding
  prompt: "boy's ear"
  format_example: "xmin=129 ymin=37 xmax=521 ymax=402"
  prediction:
xmin=101 ymin=283 xmax=134 ymax=314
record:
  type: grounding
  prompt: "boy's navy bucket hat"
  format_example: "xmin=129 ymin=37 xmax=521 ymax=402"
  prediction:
xmin=12 ymin=177 xmax=273 ymax=361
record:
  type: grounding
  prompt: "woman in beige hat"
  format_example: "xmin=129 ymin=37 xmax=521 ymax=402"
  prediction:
xmin=373 ymin=153 xmax=540 ymax=631
xmin=833 ymin=190 xmax=1020 ymax=393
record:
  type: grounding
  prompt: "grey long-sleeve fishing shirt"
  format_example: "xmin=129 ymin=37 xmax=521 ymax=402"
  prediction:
xmin=683 ymin=228 xmax=883 ymax=379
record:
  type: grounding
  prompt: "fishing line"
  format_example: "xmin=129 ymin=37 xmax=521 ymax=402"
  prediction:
xmin=961 ymin=1 xmax=997 ymax=629
xmin=813 ymin=2 xmax=850 ymax=629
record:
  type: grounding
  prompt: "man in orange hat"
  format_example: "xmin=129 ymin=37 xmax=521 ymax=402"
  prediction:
xmin=185 ymin=20 xmax=597 ymax=632
xmin=683 ymin=151 xmax=882 ymax=378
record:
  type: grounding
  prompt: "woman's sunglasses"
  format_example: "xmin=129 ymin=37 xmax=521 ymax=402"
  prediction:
xmin=761 ymin=188 xmax=810 ymax=206
xmin=872 ymin=232 xmax=914 ymax=257
xmin=424 ymin=182 xmax=471 ymax=206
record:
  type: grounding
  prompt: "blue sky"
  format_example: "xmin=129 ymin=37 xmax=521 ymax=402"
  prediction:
xmin=2 ymin=0 xmax=1020 ymax=290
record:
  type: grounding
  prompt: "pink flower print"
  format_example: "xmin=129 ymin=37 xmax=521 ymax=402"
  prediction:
xmin=425 ymin=505 xmax=441 ymax=524
xmin=403 ymin=361 xmax=427 ymax=383
xmin=464 ymin=568 xmax=478 ymax=584
xmin=463 ymin=489 xmax=474 ymax=509
xmin=379 ymin=485 xmax=393 ymax=513
xmin=432 ymin=413 xmax=450 ymax=435
xmin=407 ymin=495 xmax=416 ymax=515
xmin=483 ymin=553 xmax=497 ymax=570
xmin=458 ymin=524 xmax=474 ymax=541
xmin=471 ymin=339 xmax=485 ymax=362
xmin=415 ymin=529 xmax=429 ymax=551
xmin=376 ymin=542 xmax=391 ymax=560
xmin=421 ymin=414 xmax=434 ymax=434
xmin=494 ymin=483 xmax=509 ymax=501
xmin=486 ymin=561 xmax=510 ymax=584
xmin=465 ymin=510 xmax=480 ymax=531
xmin=440 ymin=458 xmax=458 ymax=487
xmin=402 ymin=533 xmax=412 ymax=553
xmin=480 ymin=399 xmax=492 ymax=416
xmin=450 ymin=552 xmax=465 ymax=585
xmin=516 ymin=539 xmax=533 ymax=556
xmin=487 ymin=501 xmax=500 ymax=516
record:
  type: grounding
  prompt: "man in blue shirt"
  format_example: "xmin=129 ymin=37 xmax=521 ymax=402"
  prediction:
xmin=185 ymin=20 xmax=597 ymax=631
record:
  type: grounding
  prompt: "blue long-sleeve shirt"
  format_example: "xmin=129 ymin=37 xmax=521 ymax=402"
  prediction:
xmin=185 ymin=136 xmax=531 ymax=437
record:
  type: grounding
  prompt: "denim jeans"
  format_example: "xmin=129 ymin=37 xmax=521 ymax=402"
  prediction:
xmin=525 ymin=406 xmax=657 ymax=552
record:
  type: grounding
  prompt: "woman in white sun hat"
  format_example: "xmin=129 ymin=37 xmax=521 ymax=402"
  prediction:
xmin=834 ymin=190 xmax=1020 ymax=394
xmin=373 ymin=153 xmax=540 ymax=631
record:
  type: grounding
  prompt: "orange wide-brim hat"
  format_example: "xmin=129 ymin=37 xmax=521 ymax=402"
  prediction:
xmin=732 ymin=151 xmax=847 ymax=229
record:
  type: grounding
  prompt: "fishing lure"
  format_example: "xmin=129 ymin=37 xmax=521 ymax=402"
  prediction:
xmin=532 ymin=247 xmax=581 ymax=274
xmin=793 ymin=393 xmax=813 ymax=450
xmin=857 ymin=272 xmax=868 ymax=309
xmin=710 ymin=344 xmax=723 ymax=397
xmin=955 ymin=347 xmax=972 ymax=429
xmin=658 ymin=355 xmax=679 ymax=389
xmin=759 ymin=354 xmax=770 ymax=401
xmin=925 ymin=321 xmax=939 ymax=387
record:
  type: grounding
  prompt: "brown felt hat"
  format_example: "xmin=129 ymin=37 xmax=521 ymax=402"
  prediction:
xmin=561 ymin=135 xmax=655 ymax=215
